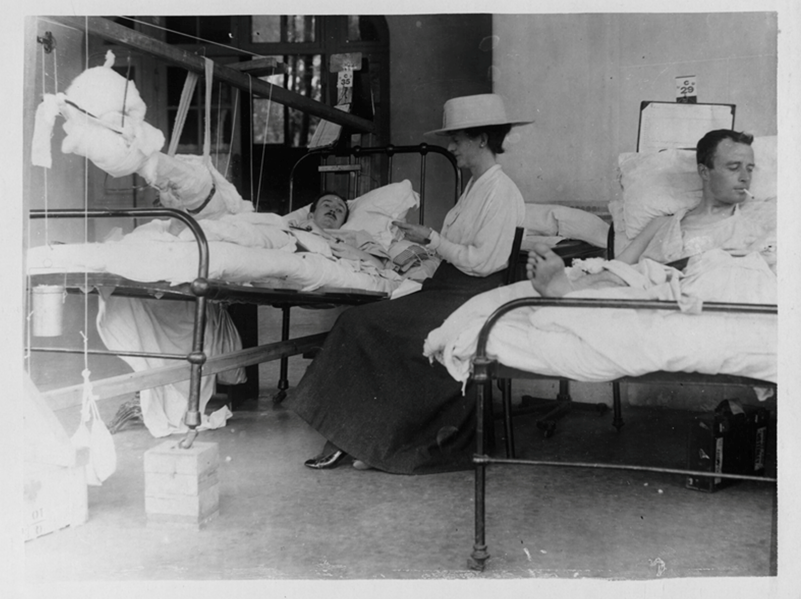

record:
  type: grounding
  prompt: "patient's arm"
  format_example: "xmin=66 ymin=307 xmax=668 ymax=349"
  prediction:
xmin=329 ymin=241 xmax=386 ymax=269
xmin=615 ymin=216 xmax=669 ymax=265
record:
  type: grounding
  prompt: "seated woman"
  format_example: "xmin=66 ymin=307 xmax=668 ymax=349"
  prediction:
xmin=284 ymin=93 xmax=531 ymax=473
xmin=528 ymin=129 xmax=772 ymax=297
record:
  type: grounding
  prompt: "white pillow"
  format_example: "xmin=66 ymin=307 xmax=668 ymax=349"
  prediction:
xmin=341 ymin=180 xmax=420 ymax=248
xmin=523 ymin=203 xmax=609 ymax=248
xmin=616 ymin=149 xmax=702 ymax=240
xmin=749 ymin=135 xmax=777 ymax=201
xmin=282 ymin=179 xmax=420 ymax=249
xmin=613 ymin=135 xmax=777 ymax=241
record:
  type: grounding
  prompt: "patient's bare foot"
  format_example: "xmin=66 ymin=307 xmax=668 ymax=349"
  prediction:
xmin=527 ymin=243 xmax=573 ymax=297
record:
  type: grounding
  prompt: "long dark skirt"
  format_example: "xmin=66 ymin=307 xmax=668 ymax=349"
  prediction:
xmin=285 ymin=262 xmax=505 ymax=474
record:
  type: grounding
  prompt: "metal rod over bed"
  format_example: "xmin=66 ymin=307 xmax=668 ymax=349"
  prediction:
xmin=43 ymin=16 xmax=375 ymax=135
xmin=467 ymin=297 xmax=778 ymax=571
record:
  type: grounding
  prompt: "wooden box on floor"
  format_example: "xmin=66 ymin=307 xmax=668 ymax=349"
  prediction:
xmin=23 ymin=374 xmax=89 ymax=541
xmin=23 ymin=461 xmax=89 ymax=541
xmin=144 ymin=440 xmax=220 ymax=529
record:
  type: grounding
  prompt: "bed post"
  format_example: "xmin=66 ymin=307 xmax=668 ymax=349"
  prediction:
xmin=468 ymin=356 xmax=492 ymax=571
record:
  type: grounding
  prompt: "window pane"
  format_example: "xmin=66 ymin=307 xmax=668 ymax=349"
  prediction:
xmin=286 ymin=16 xmax=315 ymax=42
xmin=252 ymin=54 xmax=322 ymax=147
xmin=251 ymin=16 xmax=281 ymax=43
xmin=347 ymin=16 xmax=380 ymax=42
xmin=251 ymin=15 xmax=315 ymax=43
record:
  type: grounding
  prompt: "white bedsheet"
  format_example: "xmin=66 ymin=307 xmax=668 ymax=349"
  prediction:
xmin=26 ymin=217 xmax=404 ymax=294
xmin=27 ymin=216 xmax=405 ymax=437
xmin=96 ymin=293 xmax=245 ymax=437
xmin=424 ymin=250 xmax=778 ymax=391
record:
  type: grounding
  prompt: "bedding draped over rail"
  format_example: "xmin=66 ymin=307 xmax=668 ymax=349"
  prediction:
xmin=424 ymin=250 xmax=778 ymax=390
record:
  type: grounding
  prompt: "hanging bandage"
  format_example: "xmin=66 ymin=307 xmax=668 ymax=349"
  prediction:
xmin=202 ymin=56 xmax=214 ymax=164
xmin=70 ymin=369 xmax=117 ymax=486
xmin=167 ymin=71 xmax=199 ymax=157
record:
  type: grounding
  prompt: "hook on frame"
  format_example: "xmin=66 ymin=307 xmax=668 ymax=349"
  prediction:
xmin=37 ymin=31 xmax=56 ymax=54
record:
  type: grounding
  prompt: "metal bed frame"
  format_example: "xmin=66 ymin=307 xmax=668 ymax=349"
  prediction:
xmin=26 ymin=144 xmax=461 ymax=446
xmin=27 ymin=207 xmax=385 ymax=447
xmin=467 ymin=288 xmax=778 ymax=571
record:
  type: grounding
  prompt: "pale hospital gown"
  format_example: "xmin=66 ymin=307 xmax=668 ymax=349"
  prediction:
xmin=639 ymin=204 xmax=774 ymax=266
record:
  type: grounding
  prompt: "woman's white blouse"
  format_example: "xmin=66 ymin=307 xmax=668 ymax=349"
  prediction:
xmin=426 ymin=164 xmax=526 ymax=276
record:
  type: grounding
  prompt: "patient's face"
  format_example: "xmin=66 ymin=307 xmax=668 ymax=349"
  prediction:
xmin=705 ymin=139 xmax=755 ymax=205
xmin=311 ymin=195 xmax=348 ymax=229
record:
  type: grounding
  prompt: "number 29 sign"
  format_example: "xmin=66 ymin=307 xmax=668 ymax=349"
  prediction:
xmin=676 ymin=75 xmax=698 ymax=103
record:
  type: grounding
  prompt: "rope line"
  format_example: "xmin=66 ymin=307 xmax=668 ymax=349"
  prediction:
xmin=255 ymin=81 xmax=273 ymax=212
xmin=119 ymin=16 xmax=270 ymax=60
xmin=248 ymin=76 xmax=254 ymax=203
xmin=224 ymin=87 xmax=239 ymax=180
xmin=83 ymin=17 xmax=91 ymax=375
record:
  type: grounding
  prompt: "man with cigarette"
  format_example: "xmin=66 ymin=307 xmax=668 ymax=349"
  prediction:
xmin=527 ymin=129 xmax=768 ymax=296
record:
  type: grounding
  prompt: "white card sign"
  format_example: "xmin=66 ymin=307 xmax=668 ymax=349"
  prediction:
xmin=675 ymin=75 xmax=698 ymax=102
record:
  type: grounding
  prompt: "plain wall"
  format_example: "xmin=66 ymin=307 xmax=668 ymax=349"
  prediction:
xmin=493 ymin=12 xmax=777 ymax=208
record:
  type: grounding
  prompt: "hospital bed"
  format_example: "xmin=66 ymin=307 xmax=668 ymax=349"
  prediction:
xmin=26 ymin=143 xmax=612 ymax=443
xmin=423 ymin=136 xmax=779 ymax=571
xmin=25 ymin=142 xmax=465 ymax=443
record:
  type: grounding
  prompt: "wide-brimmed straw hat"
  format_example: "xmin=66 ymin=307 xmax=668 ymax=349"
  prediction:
xmin=425 ymin=93 xmax=533 ymax=136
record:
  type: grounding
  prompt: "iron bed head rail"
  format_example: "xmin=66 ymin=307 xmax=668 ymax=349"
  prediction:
xmin=29 ymin=207 xmax=211 ymax=447
xmin=288 ymin=143 xmax=462 ymax=222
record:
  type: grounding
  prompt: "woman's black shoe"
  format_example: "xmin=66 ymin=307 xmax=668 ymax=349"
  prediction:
xmin=304 ymin=449 xmax=346 ymax=469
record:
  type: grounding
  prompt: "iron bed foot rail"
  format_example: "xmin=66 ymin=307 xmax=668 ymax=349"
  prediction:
xmin=469 ymin=295 xmax=778 ymax=572
xmin=473 ymin=454 xmax=776 ymax=483
xmin=29 ymin=207 xmax=211 ymax=448
xmin=474 ymin=296 xmax=778 ymax=365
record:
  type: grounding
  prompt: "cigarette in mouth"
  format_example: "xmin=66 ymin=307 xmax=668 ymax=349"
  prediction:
xmin=742 ymin=189 xmax=754 ymax=199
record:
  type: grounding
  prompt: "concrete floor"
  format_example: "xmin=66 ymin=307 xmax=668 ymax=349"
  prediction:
xmin=23 ymin=389 xmax=781 ymax=590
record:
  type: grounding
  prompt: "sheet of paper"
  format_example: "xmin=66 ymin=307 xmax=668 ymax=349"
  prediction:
xmin=638 ymin=102 xmax=735 ymax=152
xmin=308 ymin=103 xmax=350 ymax=149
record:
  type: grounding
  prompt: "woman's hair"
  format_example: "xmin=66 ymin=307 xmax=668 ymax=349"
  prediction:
xmin=463 ymin=124 xmax=513 ymax=155
xmin=696 ymin=129 xmax=754 ymax=168
xmin=310 ymin=190 xmax=349 ymax=220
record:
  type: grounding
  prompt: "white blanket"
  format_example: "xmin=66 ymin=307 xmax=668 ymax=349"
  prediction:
xmin=28 ymin=215 xmax=405 ymax=437
xmin=27 ymin=216 xmax=404 ymax=294
xmin=423 ymin=250 xmax=778 ymax=391
xmin=96 ymin=293 xmax=245 ymax=437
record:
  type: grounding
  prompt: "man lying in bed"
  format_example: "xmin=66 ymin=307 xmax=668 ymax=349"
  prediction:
xmin=288 ymin=191 xmax=390 ymax=270
xmin=527 ymin=129 xmax=776 ymax=302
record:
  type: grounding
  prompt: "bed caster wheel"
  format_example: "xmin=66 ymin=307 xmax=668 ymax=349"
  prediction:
xmin=272 ymin=390 xmax=287 ymax=404
xmin=467 ymin=556 xmax=486 ymax=571
xmin=537 ymin=420 xmax=556 ymax=438
xmin=468 ymin=546 xmax=488 ymax=571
